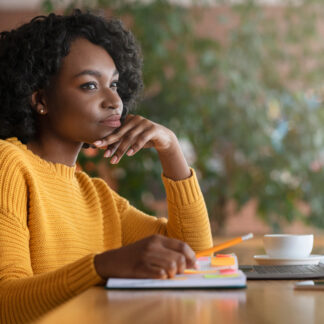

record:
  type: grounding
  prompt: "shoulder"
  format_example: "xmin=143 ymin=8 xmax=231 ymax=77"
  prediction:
xmin=0 ymin=138 xmax=29 ymax=176
xmin=0 ymin=137 xmax=22 ymax=156
xmin=0 ymin=138 xmax=29 ymax=221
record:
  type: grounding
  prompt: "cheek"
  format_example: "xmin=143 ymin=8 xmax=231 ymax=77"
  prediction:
xmin=48 ymin=91 xmax=100 ymax=133
xmin=54 ymin=87 xmax=98 ymax=115
xmin=45 ymin=86 xmax=124 ymax=142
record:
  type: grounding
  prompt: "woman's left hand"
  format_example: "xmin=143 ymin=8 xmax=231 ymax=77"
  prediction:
xmin=93 ymin=114 xmax=177 ymax=164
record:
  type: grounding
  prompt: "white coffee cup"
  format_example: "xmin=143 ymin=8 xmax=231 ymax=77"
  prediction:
xmin=263 ymin=234 xmax=314 ymax=259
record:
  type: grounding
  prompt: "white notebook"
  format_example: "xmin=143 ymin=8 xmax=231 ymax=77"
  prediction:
xmin=106 ymin=255 xmax=246 ymax=289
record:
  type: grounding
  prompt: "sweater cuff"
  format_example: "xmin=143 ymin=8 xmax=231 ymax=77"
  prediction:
xmin=67 ymin=254 xmax=104 ymax=294
xmin=162 ymin=168 xmax=202 ymax=206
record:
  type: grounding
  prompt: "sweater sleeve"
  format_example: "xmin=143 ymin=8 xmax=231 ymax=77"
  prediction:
xmin=118 ymin=168 xmax=213 ymax=252
xmin=0 ymin=210 xmax=102 ymax=324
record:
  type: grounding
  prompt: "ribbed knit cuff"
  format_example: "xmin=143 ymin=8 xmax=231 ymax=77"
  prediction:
xmin=67 ymin=254 xmax=104 ymax=294
xmin=162 ymin=168 xmax=202 ymax=206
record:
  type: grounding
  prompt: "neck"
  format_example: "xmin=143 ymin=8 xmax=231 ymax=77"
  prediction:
xmin=27 ymin=135 xmax=83 ymax=167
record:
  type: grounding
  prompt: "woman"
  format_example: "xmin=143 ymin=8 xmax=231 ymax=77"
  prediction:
xmin=0 ymin=10 xmax=212 ymax=323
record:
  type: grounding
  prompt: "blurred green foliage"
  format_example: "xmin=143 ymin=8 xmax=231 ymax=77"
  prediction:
xmin=43 ymin=0 xmax=324 ymax=232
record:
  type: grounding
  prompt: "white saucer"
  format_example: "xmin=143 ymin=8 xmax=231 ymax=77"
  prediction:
xmin=254 ymin=254 xmax=323 ymax=265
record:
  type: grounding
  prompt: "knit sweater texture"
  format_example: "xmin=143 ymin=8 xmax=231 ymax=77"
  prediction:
xmin=0 ymin=137 xmax=212 ymax=323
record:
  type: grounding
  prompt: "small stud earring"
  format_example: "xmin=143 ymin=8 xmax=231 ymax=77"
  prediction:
xmin=39 ymin=108 xmax=45 ymax=114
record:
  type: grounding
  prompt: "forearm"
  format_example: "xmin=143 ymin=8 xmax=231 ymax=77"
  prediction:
xmin=0 ymin=254 xmax=102 ymax=324
xmin=162 ymin=169 xmax=213 ymax=252
xmin=119 ymin=166 xmax=212 ymax=251
xmin=157 ymin=132 xmax=191 ymax=181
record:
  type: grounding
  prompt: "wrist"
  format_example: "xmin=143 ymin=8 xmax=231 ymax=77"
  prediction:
xmin=94 ymin=253 xmax=106 ymax=280
xmin=156 ymin=131 xmax=179 ymax=156
xmin=158 ymin=139 xmax=191 ymax=180
xmin=94 ymin=250 xmax=116 ymax=280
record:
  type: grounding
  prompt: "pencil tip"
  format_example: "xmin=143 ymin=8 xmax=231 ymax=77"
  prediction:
xmin=242 ymin=233 xmax=254 ymax=240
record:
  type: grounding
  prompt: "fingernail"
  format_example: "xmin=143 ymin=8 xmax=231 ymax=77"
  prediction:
xmin=103 ymin=150 xmax=111 ymax=158
xmin=194 ymin=261 xmax=199 ymax=270
xmin=110 ymin=156 xmax=118 ymax=164
xmin=160 ymin=269 xmax=167 ymax=279
xmin=93 ymin=140 xmax=103 ymax=146
xmin=126 ymin=149 xmax=134 ymax=156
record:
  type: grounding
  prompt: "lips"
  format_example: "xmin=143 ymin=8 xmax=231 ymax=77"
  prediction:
xmin=100 ymin=114 xmax=121 ymax=128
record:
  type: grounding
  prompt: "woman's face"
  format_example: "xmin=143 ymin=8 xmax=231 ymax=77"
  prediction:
xmin=42 ymin=37 xmax=123 ymax=144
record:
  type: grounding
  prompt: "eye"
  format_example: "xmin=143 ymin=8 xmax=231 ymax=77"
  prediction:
xmin=80 ymin=82 xmax=98 ymax=90
xmin=110 ymin=81 xmax=119 ymax=89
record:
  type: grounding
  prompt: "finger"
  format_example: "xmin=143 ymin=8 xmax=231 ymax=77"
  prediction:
xmin=147 ymin=250 xmax=187 ymax=278
xmin=143 ymin=264 xmax=168 ymax=279
xmin=93 ymin=115 xmax=136 ymax=148
xmin=142 ymin=140 xmax=154 ymax=149
xmin=103 ymin=140 xmax=122 ymax=158
xmin=94 ymin=115 xmax=144 ymax=147
xmin=110 ymin=128 xmax=155 ymax=164
xmin=147 ymin=254 xmax=177 ymax=278
xmin=125 ymin=129 xmax=155 ymax=157
xmin=108 ymin=126 xmax=148 ymax=161
xmin=160 ymin=237 xmax=197 ymax=269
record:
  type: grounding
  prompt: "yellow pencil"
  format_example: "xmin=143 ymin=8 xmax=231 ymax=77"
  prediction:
xmin=196 ymin=233 xmax=254 ymax=257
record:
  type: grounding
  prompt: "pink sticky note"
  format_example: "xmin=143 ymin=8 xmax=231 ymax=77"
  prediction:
xmin=215 ymin=254 xmax=233 ymax=258
xmin=197 ymin=256 xmax=210 ymax=261
xmin=219 ymin=269 xmax=237 ymax=275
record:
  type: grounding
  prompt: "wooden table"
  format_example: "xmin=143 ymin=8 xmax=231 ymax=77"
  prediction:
xmin=35 ymin=236 xmax=324 ymax=324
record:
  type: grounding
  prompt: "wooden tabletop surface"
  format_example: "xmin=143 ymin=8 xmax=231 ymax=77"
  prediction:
xmin=35 ymin=236 xmax=324 ymax=324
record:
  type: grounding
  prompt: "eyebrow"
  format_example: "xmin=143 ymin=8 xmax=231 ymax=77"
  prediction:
xmin=73 ymin=69 xmax=119 ymax=78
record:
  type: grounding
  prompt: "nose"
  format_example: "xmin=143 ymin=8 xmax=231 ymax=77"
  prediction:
xmin=101 ymin=88 xmax=122 ymax=111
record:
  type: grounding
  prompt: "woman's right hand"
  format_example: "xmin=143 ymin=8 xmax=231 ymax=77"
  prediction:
xmin=94 ymin=235 xmax=197 ymax=280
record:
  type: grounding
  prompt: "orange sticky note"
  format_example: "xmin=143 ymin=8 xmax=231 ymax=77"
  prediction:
xmin=211 ymin=256 xmax=235 ymax=267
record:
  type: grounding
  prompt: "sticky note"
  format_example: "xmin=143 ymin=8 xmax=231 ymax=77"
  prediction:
xmin=211 ymin=256 xmax=235 ymax=267
xmin=197 ymin=256 xmax=210 ymax=261
xmin=215 ymin=254 xmax=233 ymax=258
xmin=219 ymin=269 xmax=237 ymax=275
xmin=183 ymin=269 xmax=219 ymax=275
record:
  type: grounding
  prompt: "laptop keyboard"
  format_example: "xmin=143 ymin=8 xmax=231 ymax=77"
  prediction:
xmin=253 ymin=265 xmax=324 ymax=274
xmin=239 ymin=264 xmax=324 ymax=279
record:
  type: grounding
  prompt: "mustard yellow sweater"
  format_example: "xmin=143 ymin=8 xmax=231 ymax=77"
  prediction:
xmin=0 ymin=137 xmax=212 ymax=323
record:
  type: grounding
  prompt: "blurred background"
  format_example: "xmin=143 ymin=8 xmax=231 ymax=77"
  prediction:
xmin=1 ymin=0 xmax=324 ymax=236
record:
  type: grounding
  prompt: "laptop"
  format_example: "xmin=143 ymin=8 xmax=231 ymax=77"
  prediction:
xmin=239 ymin=263 xmax=324 ymax=279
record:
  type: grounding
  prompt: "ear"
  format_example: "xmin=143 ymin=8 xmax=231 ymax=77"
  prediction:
xmin=31 ymin=90 xmax=48 ymax=115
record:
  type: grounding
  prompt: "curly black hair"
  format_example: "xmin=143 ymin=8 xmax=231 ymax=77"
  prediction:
xmin=0 ymin=9 xmax=143 ymax=144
